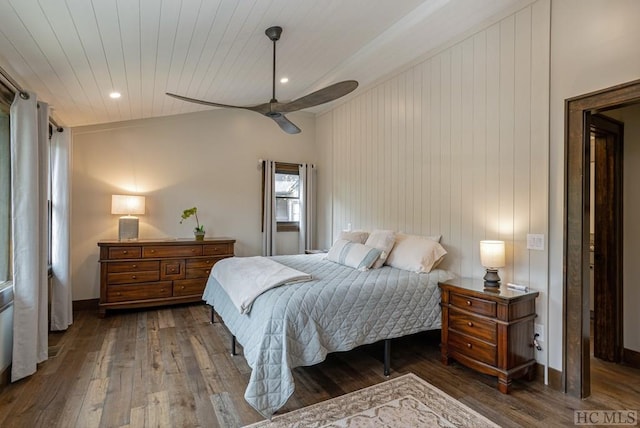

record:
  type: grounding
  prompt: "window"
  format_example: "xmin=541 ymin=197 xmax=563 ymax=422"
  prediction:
xmin=0 ymin=103 xmax=11 ymax=289
xmin=274 ymin=163 xmax=300 ymax=232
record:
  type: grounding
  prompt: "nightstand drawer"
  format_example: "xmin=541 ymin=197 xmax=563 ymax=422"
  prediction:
xmin=173 ymin=279 xmax=206 ymax=296
xmin=449 ymin=310 xmax=497 ymax=343
xmin=107 ymin=282 xmax=172 ymax=302
xmin=143 ymin=245 xmax=202 ymax=258
xmin=108 ymin=246 xmax=142 ymax=259
xmin=450 ymin=293 xmax=496 ymax=317
xmin=107 ymin=261 xmax=159 ymax=273
xmin=107 ymin=271 xmax=160 ymax=285
xmin=448 ymin=330 xmax=497 ymax=366
xmin=203 ymin=243 xmax=233 ymax=256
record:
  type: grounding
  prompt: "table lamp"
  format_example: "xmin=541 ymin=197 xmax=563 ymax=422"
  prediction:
xmin=480 ymin=240 xmax=505 ymax=287
xmin=111 ymin=194 xmax=146 ymax=240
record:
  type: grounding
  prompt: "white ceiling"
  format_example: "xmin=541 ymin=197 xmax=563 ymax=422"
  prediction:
xmin=0 ymin=0 xmax=523 ymax=127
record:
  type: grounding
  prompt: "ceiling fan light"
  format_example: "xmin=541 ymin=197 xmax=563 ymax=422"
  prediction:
xmin=280 ymin=77 xmax=289 ymax=84
xmin=109 ymin=92 xmax=121 ymax=99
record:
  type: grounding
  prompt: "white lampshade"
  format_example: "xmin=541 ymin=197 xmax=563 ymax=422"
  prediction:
xmin=480 ymin=240 xmax=505 ymax=268
xmin=111 ymin=194 xmax=146 ymax=215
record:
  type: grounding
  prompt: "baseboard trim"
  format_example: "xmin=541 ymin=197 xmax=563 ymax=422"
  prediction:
xmin=0 ymin=364 xmax=10 ymax=390
xmin=72 ymin=298 xmax=99 ymax=312
xmin=623 ymin=348 xmax=640 ymax=369
xmin=534 ymin=363 xmax=563 ymax=391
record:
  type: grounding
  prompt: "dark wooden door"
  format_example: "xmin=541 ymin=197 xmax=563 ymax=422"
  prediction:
xmin=590 ymin=114 xmax=623 ymax=363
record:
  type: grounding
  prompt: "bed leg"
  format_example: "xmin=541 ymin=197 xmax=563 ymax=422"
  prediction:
xmin=384 ymin=339 xmax=391 ymax=376
xmin=210 ymin=305 xmax=215 ymax=324
xmin=231 ymin=336 xmax=237 ymax=356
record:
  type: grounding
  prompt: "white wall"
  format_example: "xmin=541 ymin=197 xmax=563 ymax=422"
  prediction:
xmin=316 ymin=0 xmax=550 ymax=365
xmin=548 ymin=0 xmax=640 ymax=369
xmin=71 ymin=109 xmax=315 ymax=301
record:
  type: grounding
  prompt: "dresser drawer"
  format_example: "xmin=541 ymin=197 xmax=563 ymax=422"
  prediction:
xmin=173 ymin=279 xmax=207 ymax=296
xmin=448 ymin=330 xmax=497 ymax=366
xmin=449 ymin=309 xmax=497 ymax=343
xmin=160 ymin=259 xmax=185 ymax=280
xmin=203 ymin=243 xmax=233 ymax=256
xmin=450 ymin=293 xmax=496 ymax=317
xmin=107 ymin=282 xmax=172 ymax=302
xmin=107 ymin=261 xmax=159 ymax=273
xmin=108 ymin=246 xmax=142 ymax=259
xmin=143 ymin=245 xmax=202 ymax=258
xmin=107 ymin=271 xmax=160 ymax=285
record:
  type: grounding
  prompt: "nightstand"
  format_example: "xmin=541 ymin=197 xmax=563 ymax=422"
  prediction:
xmin=438 ymin=277 xmax=539 ymax=393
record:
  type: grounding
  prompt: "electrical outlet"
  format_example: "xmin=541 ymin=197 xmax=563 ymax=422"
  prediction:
xmin=527 ymin=234 xmax=545 ymax=251
xmin=535 ymin=323 xmax=544 ymax=342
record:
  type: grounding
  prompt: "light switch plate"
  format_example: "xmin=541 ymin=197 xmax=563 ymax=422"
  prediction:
xmin=527 ymin=234 xmax=544 ymax=251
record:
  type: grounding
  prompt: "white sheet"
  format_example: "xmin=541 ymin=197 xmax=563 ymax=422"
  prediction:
xmin=212 ymin=256 xmax=311 ymax=314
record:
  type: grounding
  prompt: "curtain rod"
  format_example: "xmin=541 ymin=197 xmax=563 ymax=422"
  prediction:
xmin=0 ymin=64 xmax=64 ymax=131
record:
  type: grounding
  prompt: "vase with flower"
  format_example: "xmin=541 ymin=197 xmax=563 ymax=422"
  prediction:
xmin=180 ymin=207 xmax=205 ymax=240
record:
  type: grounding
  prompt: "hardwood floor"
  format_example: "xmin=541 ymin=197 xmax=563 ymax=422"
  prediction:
xmin=0 ymin=304 xmax=638 ymax=427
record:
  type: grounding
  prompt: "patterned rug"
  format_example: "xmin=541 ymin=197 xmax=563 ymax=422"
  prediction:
xmin=245 ymin=373 xmax=500 ymax=428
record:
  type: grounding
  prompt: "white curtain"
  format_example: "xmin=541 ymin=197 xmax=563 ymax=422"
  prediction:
xmin=0 ymin=113 xmax=9 ymax=280
xmin=10 ymin=93 xmax=49 ymax=381
xmin=298 ymin=163 xmax=316 ymax=253
xmin=261 ymin=160 xmax=277 ymax=256
xmin=50 ymin=127 xmax=72 ymax=331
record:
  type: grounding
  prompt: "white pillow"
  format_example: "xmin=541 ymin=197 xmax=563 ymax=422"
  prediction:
xmin=336 ymin=230 xmax=369 ymax=244
xmin=385 ymin=233 xmax=447 ymax=273
xmin=326 ymin=239 xmax=382 ymax=271
xmin=364 ymin=230 xmax=396 ymax=269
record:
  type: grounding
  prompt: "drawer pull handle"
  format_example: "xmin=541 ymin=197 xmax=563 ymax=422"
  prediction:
xmin=206 ymin=270 xmax=210 ymax=275
xmin=466 ymin=300 xmax=472 ymax=306
xmin=116 ymin=292 xmax=121 ymax=296
xmin=123 ymin=250 xmax=128 ymax=254
xmin=467 ymin=321 xmax=473 ymax=327
xmin=191 ymin=249 xmax=196 ymax=252
xmin=170 ymin=269 xmax=176 ymax=272
xmin=132 ymin=275 xmax=137 ymax=279
xmin=206 ymin=260 xmax=212 ymax=264
xmin=132 ymin=264 xmax=137 ymax=268
xmin=181 ymin=286 xmax=185 ymax=289
xmin=467 ymin=343 xmax=472 ymax=349
xmin=150 ymin=249 xmax=155 ymax=253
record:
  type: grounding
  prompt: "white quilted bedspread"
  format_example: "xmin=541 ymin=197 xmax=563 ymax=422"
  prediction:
xmin=202 ymin=253 xmax=453 ymax=418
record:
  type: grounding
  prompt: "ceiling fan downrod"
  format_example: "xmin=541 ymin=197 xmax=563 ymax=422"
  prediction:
xmin=265 ymin=26 xmax=282 ymax=103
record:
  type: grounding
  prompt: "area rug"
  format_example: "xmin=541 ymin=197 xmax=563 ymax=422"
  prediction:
xmin=245 ymin=373 xmax=500 ymax=428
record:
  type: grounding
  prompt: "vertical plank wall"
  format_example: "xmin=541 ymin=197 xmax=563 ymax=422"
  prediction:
xmin=316 ymin=1 xmax=550 ymax=362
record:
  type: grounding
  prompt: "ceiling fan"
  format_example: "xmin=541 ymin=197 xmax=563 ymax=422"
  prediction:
xmin=166 ymin=26 xmax=358 ymax=134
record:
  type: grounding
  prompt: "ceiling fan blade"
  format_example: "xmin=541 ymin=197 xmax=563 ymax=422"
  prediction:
xmin=279 ymin=80 xmax=358 ymax=112
xmin=269 ymin=113 xmax=301 ymax=134
xmin=166 ymin=92 xmax=247 ymax=109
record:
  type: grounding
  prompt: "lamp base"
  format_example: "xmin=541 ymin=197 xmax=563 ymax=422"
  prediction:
xmin=119 ymin=216 xmax=139 ymax=240
xmin=483 ymin=268 xmax=501 ymax=288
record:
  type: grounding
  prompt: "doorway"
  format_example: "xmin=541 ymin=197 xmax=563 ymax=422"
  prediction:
xmin=564 ymin=79 xmax=640 ymax=398
xmin=589 ymin=114 xmax=623 ymax=364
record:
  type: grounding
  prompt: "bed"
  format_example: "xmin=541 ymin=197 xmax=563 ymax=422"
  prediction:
xmin=202 ymin=252 xmax=453 ymax=418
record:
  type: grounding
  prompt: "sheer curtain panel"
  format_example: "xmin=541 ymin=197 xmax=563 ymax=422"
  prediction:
xmin=10 ymin=93 xmax=49 ymax=381
xmin=50 ymin=127 xmax=72 ymax=331
xmin=262 ymin=160 xmax=277 ymax=256
xmin=298 ymin=163 xmax=316 ymax=253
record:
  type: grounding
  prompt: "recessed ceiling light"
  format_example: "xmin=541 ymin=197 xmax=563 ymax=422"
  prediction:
xmin=109 ymin=92 xmax=121 ymax=99
xmin=280 ymin=77 xmax=289 ymax=84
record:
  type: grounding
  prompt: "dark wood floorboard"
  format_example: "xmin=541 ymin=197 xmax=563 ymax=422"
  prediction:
xmin=0 ymin=303 xmax=638 ymax=427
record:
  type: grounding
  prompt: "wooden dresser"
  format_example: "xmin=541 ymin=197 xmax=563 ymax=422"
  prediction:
xmin=98 ymin=238 xmax=235 ymax=317
xmin=438 ymin=278 xmax=539 ymax=393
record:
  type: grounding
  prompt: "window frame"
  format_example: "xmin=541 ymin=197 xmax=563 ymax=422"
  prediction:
xmin=262 ymin=162 xmax=301 ymax=233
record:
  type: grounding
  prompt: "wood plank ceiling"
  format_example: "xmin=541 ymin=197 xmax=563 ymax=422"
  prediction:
xmin=0 ymin=0 xmax=522 ymax=127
